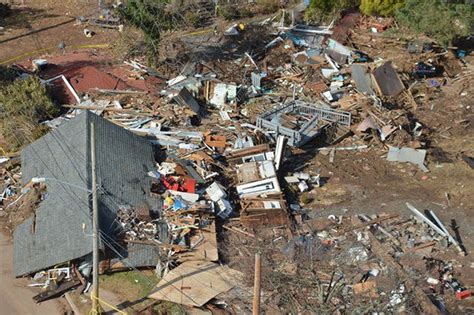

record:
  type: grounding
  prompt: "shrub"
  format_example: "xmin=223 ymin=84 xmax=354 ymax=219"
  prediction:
xmin=0 ymin=76 xmax=58 ymax=151
xmin=184 ymin=11 xmax=201 ymax=28
xmin=117 ymin=0 xmax=178 ymax=66
xmin=218 ymin=4 xmax=241 ymax=20
xmin=111 ymin=27 xmax=145 ymax=61
xmin=299 ymin=193 xmax=313 ymax=205
xmin=360 ymin=0 xmax=405 ymax=17
xmin=0 ymin=3 xmax=11 ymax=19
xmin=396 ymin=0 xmax=473 ymax=47
xmin=257 ymin=0 xmax=280 ymax=14
xmin=0 ymin=65 xmax=16 ymax=84
xmin=305 ymin=0 xmax=358 ymax=24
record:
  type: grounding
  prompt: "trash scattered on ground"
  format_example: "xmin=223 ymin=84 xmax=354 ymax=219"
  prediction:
xmin=0 ymin=4 xmax=472 ymax=314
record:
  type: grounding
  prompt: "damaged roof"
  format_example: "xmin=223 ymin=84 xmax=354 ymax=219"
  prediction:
xmin=14 ymin=111 xmax=164 ymax=277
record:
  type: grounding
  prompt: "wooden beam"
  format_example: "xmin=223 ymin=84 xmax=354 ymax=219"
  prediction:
xmin=62 ymin=105 xmax=154 ymax=117
xmin=222 ymin=225 xmax=256 ymax=238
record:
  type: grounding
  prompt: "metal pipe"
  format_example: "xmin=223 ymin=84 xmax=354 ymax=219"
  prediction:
xmin=406 ymin=203 xmax=446 ymax=237
xmin=429 ymin=210 xmax=465 ymax=255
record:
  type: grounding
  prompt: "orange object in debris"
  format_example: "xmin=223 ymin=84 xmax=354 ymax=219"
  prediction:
xmin=204 ymin=134 xmax=226 ymax=148
xmin=369 ymin=18 xmax=393 ymax=33
xmin=353 ymin=280 xmax=378 ymax=297
xmin=456 ymin=290 xmax=471 ymax=300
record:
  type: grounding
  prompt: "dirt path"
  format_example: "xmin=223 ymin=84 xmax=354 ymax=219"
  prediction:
xmin=0 ymin=232 xmax=62 ymax=315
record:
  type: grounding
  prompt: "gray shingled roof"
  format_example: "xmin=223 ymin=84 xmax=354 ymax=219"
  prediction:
xmin=14 ymin=111 xmax=164 ymax=277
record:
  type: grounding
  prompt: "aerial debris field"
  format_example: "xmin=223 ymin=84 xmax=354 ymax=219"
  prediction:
xmin=0 ymin=0 xmax=473 ymax=314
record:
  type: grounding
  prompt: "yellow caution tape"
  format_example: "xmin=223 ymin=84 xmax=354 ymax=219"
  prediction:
xmin=0 ymin=47 xmax=53 ymax=65
xmin=89 ymin=292 xmax=127 ymax=315
xmin=0 ymin=44 xmax=110 ymax=65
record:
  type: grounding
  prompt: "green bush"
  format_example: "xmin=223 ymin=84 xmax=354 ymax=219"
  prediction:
xmin=111 ymin=27 xmax=145 ymax=61
xmin=299 ymin=193 xmax=313 ymax=205
xmin=0 ymin=76 xmax=58 ymax=151
xmin=0 ymin=3 xmax=11 ymax=19
xmin=0 ymin=65 xmax=16 ymax=84
xmin=117 ymin=0 xmax=178 ymax=66
xmin=305 ymin=0 xmax=358 ymax=24
xmin=184 ymin=11 xmax=201 ymax=28
xmin=360 ymin=0 xmax=405 ymax=16
xmin=396 ymin=0 xmax=473 ymax=47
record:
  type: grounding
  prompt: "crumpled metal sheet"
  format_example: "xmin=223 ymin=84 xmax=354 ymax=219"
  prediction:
xmin=387 ymin=146 xmax=428 ymax=172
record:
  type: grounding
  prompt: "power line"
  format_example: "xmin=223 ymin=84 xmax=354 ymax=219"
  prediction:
xmin=1 ymin=77 xmax=269 ymax=311
xmin=11 ymin=134 xmax=190 ymax=312
xmin=99 ymin=230 xmax=193 ymax=313
xmin=4 ymin=108 xmax=201 ymax=311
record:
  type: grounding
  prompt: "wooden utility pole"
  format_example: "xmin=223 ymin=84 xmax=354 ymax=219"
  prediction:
xmin=252 ymin=253 xmax=261 ymax=315
xmin=91 ymin=122 xmax=100 ymax=314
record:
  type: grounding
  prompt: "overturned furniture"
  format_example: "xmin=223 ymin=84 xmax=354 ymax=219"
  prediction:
xmin=256 ymin=100 xmax=351 ymax=146
xmin=236 ymin=160 xmax=290 ymax=228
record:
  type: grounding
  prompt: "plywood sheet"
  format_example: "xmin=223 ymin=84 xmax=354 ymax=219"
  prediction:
xmin=148 ymin=261 xmax=234 ymax=307
xmin=178 ymin=221 xmax=219 ymax=262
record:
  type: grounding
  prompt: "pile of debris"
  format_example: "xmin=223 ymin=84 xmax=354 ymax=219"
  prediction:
xmin=0 ymin=6 xmax=472 ymax=314
xmin=221 ymin=205 xmax=470 ymax=313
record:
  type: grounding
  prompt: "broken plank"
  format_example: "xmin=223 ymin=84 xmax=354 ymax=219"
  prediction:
xmin=33 ymin=280 xmax=81 ymax=303
xmin=336 ymin=214 xmax=399 ymax=235
xmin=62 ymin=105 xmax=154 ymax=117
xmin=95 ymin=88 xmax=147 ymax=95
xmin=222 ymin=225 xmax=256 ymax=238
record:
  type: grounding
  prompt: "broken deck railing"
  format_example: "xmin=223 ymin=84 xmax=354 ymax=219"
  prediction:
xmin=256 ymin=100 xmax=351 ymax=146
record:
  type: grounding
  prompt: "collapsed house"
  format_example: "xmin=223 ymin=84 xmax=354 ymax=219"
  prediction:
xmin=0 ymin=5 xmax=470 ymax=312
xmin=14 ymin=111 xmax=167 ymax=277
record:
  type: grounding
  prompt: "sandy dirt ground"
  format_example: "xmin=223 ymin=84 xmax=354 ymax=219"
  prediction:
xmin=0 ymin=232 xmax=63 ymax=315
xmin=0 ymin=0 xmax=119 ymax=63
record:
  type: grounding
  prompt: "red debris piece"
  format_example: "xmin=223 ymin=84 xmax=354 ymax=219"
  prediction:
xmin=65 ymin=66 xmax=130 ymax=93
xmin=161 ymin=176 xmax=197 ymax=193
xmin=182 ymin=178 xmax=196 ymax=193
xmin=456 ymin=290 xmax=471 ymax=300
